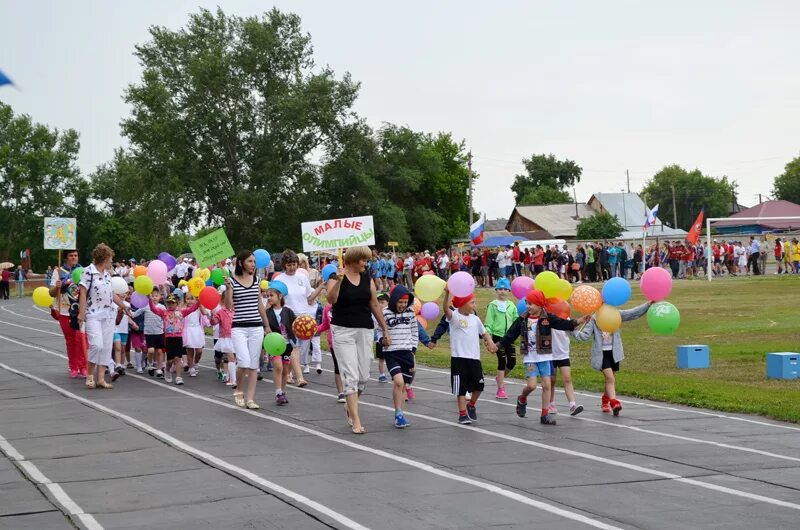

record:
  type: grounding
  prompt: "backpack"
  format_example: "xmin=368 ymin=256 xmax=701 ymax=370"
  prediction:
xmin=68 ymin=272 xmax=92 ymax=330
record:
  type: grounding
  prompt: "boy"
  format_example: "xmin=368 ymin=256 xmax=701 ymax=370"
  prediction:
xmin=381 ymin=285 xmax=419 ymax=428
xmin=483 ymin=278 xmax=518 ymax=399
xmin=375 ymin=293 xmax=390 ymax=383
xmin=131 ymin=287 xmax=167 ymax=378
xmin=441 ymin=287 xmax=497 ymax=425
xmin=496 ymin=290 xmax=588 ymax=425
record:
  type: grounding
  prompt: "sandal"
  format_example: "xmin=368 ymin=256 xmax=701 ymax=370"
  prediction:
xmin=344 ymin=401 xmax=353 ymax=426
xmin=96 ymin=380 xmax=113 ymax=389
xmin=245 ymin=400 xmax=260 ymax=410
xmin=85 ymin=375 xmax=96 ymax=389
xmin=297 ymin=379 xmax=308 ymax=388
xmin=233 ymin=392 xmax=245 ymax=407
xmin=351 ymin=425 xmax=366 ymax=434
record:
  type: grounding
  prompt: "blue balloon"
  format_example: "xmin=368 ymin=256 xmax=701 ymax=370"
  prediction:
xmin=205 ymin=279 xmax=213 ymax=286
xmin=517 ymin=299 xmax=527 ymax=315
xmin=322 ymin=263 xmax=338 ymax=282
xmin=253 ymin=249 xmax=271 ymax=269
xmin=602 ymin=277 xmax=632 ymax=307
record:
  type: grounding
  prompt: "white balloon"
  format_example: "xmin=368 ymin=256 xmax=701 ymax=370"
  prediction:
xmin=111 ymin=276 xmax=129 ymax=296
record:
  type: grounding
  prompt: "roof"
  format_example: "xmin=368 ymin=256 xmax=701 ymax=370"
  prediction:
xmin=509 ymin=203 xmax=595 ymax=238
xmin=484 ymin=218 xmax=508 ymax=231
xmin=711 ymin=200 xmax=800 ymax=229
xmin=590 ymin=192 xmax=687 ymax=238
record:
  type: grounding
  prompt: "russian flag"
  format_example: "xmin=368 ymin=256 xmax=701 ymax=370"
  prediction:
xmin=644 ymin=203 xmax=659 ymax=230
xmin=470 ymin=216 xmax=485 ymax=246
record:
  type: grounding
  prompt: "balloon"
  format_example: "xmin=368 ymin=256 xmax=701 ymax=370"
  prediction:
xmin=158 ymin=252 xmax=177 ymax=271
xmin=133 ymin=265 xmax=147 ymax=278
xmin=517 ymin=299 xmax=528 ymax=315
xmin=210 ymin=268 xmax=225 ymax=286
xmin=259 ymin=280 xmax=269 ymax=290
xmin=147 ymin=259 xmax=168 ymax=285
xmin=131 ymin=292 xmax=149 ymax=309
xmin=111 ymin=277 xmax=129 ymax=296
xmin=193 ymin=267 xmax=211 ymax=282
xmin=322 ymin=263 xmax=339 ymax=282
xmin=554 ymin=279 xmax=573 ymax=301
xmin=199 ymin=286 xmax=220 ymax=310
xmin=71 ymin=267 xmax=84 ymax=284
xmin=420 ymin=301 xmax=439 ymax=320
xmin=32 ymin=287 xmax=53 ymax=308
xmin=571 ymin=285 xmax=603 ymax=314
xmin=416 ymin=315 xmax=428 ymax=328
xmin=414 ymin=274 xmax=446 ymax=302
xmin=296 ymin=268 xmax=309 ymax=278
xmin=447 ymin=271 xmax=475 ymax=297
xmin=596 ymin=304 xmax=622 ymax=333
xmin=534 ymin=271 xmax=559 ymax=298
xmin=188 ymin=277 xmax=205 ymax=297
xmin=510 ymin=276 xmax=534 ymax=299
xmin=134 ymin=275 xmax=154 ymax=296
xmin=602 ymin=277 xmax=632 ymax=307
xmin=253 ymin=249 xmax=271 ymax=269
xmin=640 ymin=267 xmax=673 ymax=302
xmin=263 ymin=332 xmax=286 ymax=356
xmin=545 ymin=297 xmax=571 ymax=319
xmin=413 ymin=297 xmax=422 ymax=315
xmin=205 ymin=279 xmax=213 ymax=287
xmin=422 ymin=271 xmax=434 ymax=276
xmin=178 ymin=279 xmax=188 ymax=288
xmin=647 ymin=301 xmax=680 ymax=335
xmin=292 ymin=314 xmax=318 ymax=340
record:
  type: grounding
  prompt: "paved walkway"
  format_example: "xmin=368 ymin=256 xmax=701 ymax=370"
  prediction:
xmin=0 ymin=298 xmax=799 ymax=529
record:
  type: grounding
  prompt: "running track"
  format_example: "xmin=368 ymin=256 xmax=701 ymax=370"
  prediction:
xmin=0 ymin=298 xmax=799 ymax=529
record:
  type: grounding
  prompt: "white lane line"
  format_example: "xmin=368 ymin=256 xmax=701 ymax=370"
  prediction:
xmin=0 ymin=331 xmax=624 ymax=530
xmin=6 ymin=319 xmax=800 ymax=515
xmin=0 ymin=432 xmax=103 ymax=530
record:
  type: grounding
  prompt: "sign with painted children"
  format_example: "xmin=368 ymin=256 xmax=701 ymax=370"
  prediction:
xmin=301 ymin=215 xmax=375 ymax=252
xmin=43 ymin=217 xmax=77 ymax=250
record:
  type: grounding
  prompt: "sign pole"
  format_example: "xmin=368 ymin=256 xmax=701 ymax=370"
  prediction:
xmin=56 ymin=249 xmax=62 ymax=314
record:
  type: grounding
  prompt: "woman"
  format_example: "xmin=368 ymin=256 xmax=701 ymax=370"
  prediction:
xmin=326 ymin=246 xmax=390 ymax=434
xmin=224 ymin=250 xmax=269 ymax=409
xmin=0 ymin=266 xmax=10 ymax=300
xmin=77 ymin=244 xmax=131 ymax=389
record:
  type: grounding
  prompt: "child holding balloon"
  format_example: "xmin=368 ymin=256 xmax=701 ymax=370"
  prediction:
xmin=483 ymin=278 xmax=518 ymax=400
xmin=182 ymin=291 xmax=209 ymax=377
xmin=148 ymin=294 xmax=201 ymax=385
xmin=264 ymin=280 xmax=296 ymax=405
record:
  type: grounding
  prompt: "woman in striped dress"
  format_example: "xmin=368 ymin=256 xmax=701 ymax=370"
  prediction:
xmin=224 ymin=250 xmax=269 ymax=409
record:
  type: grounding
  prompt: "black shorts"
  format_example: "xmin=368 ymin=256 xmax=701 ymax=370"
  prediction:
xmin=385 ymin=350 xmax=415 ymax=385
xmin=165 ymin=336 xmax=184 ymax=360
xmin=450 ymin=357 xmax=484 ymax=396
xmin=552 ymin=358 xmax=571 ymax=369
xmin=330 ymin=347 xmax=340 ymax=375
xmin=281 ymin=342 xmax=293 ymax=364
xmin=374 ymin=341 xmax=384 ymax=360
xmin=145 ymin=334 xmax=164 ymax=350
xmin=714 ymin=258 xmax=721 ymax=264
xmin=601 ymin=350 xmax=620 ymax=372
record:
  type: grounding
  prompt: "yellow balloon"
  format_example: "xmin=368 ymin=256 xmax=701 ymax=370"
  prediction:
xmin=178 ymin=279 xmax=188 ymax=288
xmin=32 ymin=286 xmax=54 ymax=308
xmin=134 ymin=275 xmax=154 ymax=296
xmin=534 ymin=271 xmax=559 ymax=298
xmin=414 ymin=274 xmax=446 ymax=302
xmin=260 ymin=280 xmax=269 ymax=290
xmin=554 ymin=279 xmax=573 ymax=301
xmin=200 ymin=268 xmax=211 ymax=282
xmin=189 ymin=277 xmax=205 ymax=297
xmin=596 ymin=304 xmax=622 ymax=333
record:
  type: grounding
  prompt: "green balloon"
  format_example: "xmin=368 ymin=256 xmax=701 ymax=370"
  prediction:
xmin=71 ymin=267 xmax=84 ymax=284
xmin=263 ymin=332 xmax=286 ymax=356
xmin=210 ymin=268 xmax=225 ymax=286
xmin=647 ymin=301 xmax=680 ymax=335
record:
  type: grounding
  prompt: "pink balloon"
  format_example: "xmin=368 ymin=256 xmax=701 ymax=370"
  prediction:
xmin=420 ymin=301 xmax=439 ymax=321
xmin=640 ymin=266 xmax=673 ymax=302
xmin=147 ymin=259 xmax=168 ymax=285
xmin=447 ymin=271 xmax=475 ymax=297
xmin=131 ymin=292 xmax=149 ymax=309
xmin=510 ymin=276 xmax=534 ymax=300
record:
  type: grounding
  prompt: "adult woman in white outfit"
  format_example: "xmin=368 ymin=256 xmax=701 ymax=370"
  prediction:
xmin=224 ymin=250 xmax=269 ymax=409
xmin=77 ymin=244 xmax=132 ymax=390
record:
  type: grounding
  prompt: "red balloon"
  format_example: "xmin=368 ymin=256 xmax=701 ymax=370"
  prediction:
xmin=545 ymin=298 xmax=571 ymax=319
xmin=199 ymin=286 xmax=220 ymax=310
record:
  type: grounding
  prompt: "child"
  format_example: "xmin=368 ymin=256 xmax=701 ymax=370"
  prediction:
xmin=483 ymin=278 xmax=518 ymax=399
xmin=149 ymin=293 xmax=200 ymax=385
xmin=129 ymin=299 xmax=146 ymax=374
xmin=310 ymin=300 xmax=324 ymax=374
xmin=573 ymin=301 xmax=650 ymax=415
xmin=265 ymin=281 xmax=296 ymax=405
xmin=182 ymin=292 xmax=208 ymax=377
xmin=496 ymin=290 xmax=588 ymax=426
xmin=317 ymin=303 xmax=345 ymax=402
xmin=111 ymin=291 xmax=136 ymax=381
xmin=441 ymin=287 xmax=497 ymax=425
xmin=547 ymin=309 xmax=583 ymax=416
xmin=375 ymin=293 xmax=390 ymax=383
xmin=211 ymin=295 xmax=235 ymax=386
xmin=381 ymin=285 xmax=419 ymax=428
xmin=131 ymin=287 xmax=166 ymax=378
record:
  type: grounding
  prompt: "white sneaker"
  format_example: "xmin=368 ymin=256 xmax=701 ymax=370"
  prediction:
xmin=164 ymin=371 xmax=173 ymax=383
xmin=188 ymin=367 xmax=198 ymax=377
xmin=302 ymin=365 xmax=310 ymax=374
xmin=136 ymin=368 xmax=144 ymax=374
xmin=175 ymin=377 xmax=184 ymax=385
xmin=155 ymin=369 xmax=164 ymax=379
xmin=315 ymin=363 xmax=322 ymax=375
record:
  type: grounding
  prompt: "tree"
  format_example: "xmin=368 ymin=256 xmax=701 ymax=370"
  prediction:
xmin=640 ymin=165 xmax=735 ymax=231
xmin=511 ymin=154 xmax=581 ymax=205
xmin=0 ymin=102 xmax=81 ymax=268
xmin=772 ymin=155 xmax=800 ymax=204
xmin=576 ymin=212 xmax=624 ymax=240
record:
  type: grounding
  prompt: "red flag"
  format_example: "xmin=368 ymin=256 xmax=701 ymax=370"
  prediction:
xmin=686 ymin=208 xmax=704 ymax=245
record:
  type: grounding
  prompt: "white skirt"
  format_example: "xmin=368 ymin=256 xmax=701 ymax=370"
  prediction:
xmin=182 ymin=326 xmax=206 ymax=349
xmin=215 ymin=337 xmax=234 ymax=354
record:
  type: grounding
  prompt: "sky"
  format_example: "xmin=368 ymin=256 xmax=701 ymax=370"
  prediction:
xmin=2 ymin=0 xmax=799 ymax=222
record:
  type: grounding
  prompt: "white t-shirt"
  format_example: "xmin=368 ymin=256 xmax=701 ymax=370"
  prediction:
xmin=281 ymin=273 xmax=313 ymax=316
xmin=523 ymin=318 xmax=553 ymax=364
xmin=498 ymin=251 xmax=511 ymax=268
xmin=79 ymin=264 xmax=116 ymax=321
xmin=437 ymin=255 xmax=449 ymax=269
xmin=447 ymin=310 xmax=485 ymax=360
xmin=115 ymin=301 xmax=131 ymax=334
xmin=551 ymin=329 xmax=570 ymax=361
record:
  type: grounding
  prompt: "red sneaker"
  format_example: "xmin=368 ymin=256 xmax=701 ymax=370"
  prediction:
xmin=601 ymin=394 xmax=611 ymax=413
xmin=610 ymin=399 xmax=622 ymax=416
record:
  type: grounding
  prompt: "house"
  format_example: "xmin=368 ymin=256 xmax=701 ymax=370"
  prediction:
xmin=506 ymin=203 xmax=595 ymax=240
xmin=710 ymin=200 xmax=800 ymax=234
xmin=588 ymin=192 xmax=687 ymax=239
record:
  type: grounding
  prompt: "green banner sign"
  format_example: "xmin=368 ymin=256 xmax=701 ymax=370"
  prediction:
xmin=189 ymin=228 xmax=235 ymax=268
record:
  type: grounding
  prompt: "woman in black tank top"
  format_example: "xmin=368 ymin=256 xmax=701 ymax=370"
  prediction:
xmin=326 ymin=246 xmax=390 ymax=434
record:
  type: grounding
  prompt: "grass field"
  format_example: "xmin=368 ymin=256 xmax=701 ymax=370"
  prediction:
xmin=411 ymin=275 xmax=800 ymax=423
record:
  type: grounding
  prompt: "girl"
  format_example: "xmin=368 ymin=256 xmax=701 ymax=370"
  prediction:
xmin=182 ymin=292 xmax=208 ymax=377
xmin=211 ymin=296 xmax=236 ymax=387
xmin=149 ymin=294 xmax=200 ymax=385
xmin=483 ymin=278 xmax=518 ymax=400
xmin=265 ymin=280 xmax=296 ymax=405
xmin=111 ymin=290 xmax=137 ymax=381
xmin=317 ymin=302 xmax=345 ymax=402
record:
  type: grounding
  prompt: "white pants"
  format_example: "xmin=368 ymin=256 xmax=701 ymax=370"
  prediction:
xmin=299 ymin=336 xmax=322 ymax=365
xmin=231 ymin=327 xmax=264 ymax=370
xmin=331 ymin=325 xmax=372 ymax=395
xmin=85 ymin=317 xmax=114 ymax=367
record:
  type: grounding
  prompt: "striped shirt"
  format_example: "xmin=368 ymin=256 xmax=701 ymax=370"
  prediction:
xmin=382 ymin=308 xmax=419 ymax=352
xmin=230 ymin=276 xmax=262 ymax=327
xmin=131 ymin=304 xmax=166 ymax=335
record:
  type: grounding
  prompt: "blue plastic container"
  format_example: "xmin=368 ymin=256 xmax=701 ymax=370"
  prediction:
xmin=676 ymin=345 xmax=710 ymax=369
xmin=766 ymin=352 xmax=799 ymax=380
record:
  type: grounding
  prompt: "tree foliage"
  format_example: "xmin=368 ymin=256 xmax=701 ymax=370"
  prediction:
xmin=576 ymin=211 xmax=624 ymax=240
xmin=511 ymin=154 xmax=581 ymax=205
xmin=772 ymin=154 xmax=800 ymax=204
xmin=640 ymin=165 xmax=735 ymax=231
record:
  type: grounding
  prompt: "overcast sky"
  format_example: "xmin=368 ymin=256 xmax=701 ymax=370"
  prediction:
xmin=2 ymin=0 xmax=799 ymax=221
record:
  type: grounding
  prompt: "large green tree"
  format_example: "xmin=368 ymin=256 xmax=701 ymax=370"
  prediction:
xmin=640 ymin=165 xmax=735 ymax=231
xmin=511 ymin=154 xmax=581 ymax=205
xmin=772 ymin=154 xmax=800 ymax=204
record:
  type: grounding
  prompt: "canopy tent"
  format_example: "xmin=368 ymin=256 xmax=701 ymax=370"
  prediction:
xmin=476 ymin=235 xmax=528 ymax=248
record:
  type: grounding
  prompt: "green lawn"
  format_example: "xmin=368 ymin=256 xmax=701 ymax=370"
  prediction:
xmin=411 ymin=275 xmax=800 ymax=423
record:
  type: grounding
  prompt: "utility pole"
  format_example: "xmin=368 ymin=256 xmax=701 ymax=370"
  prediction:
xmin=759 ymin=193 xmax=763 ymax=204
xmin=670 ymin=184 xmax=678 ymax=228
xmin=626 ymin=169 xmax=630 ymax=194
xmin=573 ymin=187 xmax=578 ymax=218
xmin=621 ymin=188 xmax=627 ymax=229
xmin=468 ymin=150 xmax=474 ymax=226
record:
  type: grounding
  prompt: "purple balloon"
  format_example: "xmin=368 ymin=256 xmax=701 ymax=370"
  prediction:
xmin=158 ymin=252 xmax=177 ymax=271
xmin=447 ymin=271 xmax=475 ymax=298
xmin=420 ymin=301 xmax=440 ymax=321
xmin=131 ymin=292 xmax=149 ymax=309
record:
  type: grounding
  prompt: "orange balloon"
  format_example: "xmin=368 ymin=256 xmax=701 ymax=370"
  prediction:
xmin=413 ymin=298 xmax=422 ymax=315
xmin=133 ymin=265 xmax=147 ymax=278
xmin=571 ymin=285 xmax=603 ymax=315
xmin=416 ymin=314 xmax=428 ymax=328
xmin=545 ymin=298 xmax=571 ymax=319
